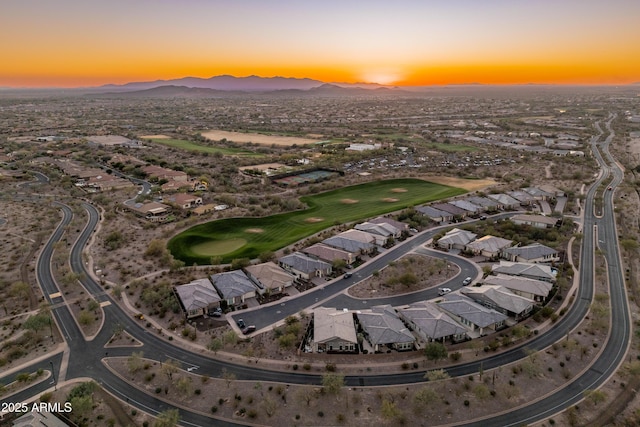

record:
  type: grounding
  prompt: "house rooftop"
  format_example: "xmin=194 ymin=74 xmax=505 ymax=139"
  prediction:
xmin=314 ymin=307 xmax=357 ymax=344
xmin=357 ymin=305 xmax=415 ymax=345
xmin=438 ymin=294 xmax=508 ymax=328
xmin=175 ymin=278 xmax=221 ymax=311
xmin=398 ymin=301 xmax=467 ymax=340
xmin=210 ymin=270 xmax=259 ymax=299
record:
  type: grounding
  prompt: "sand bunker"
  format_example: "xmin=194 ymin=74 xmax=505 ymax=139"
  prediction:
xmin=391 ymin=188 xmax=408 ymax=193
xmin=245 ymin=228 xmax=264 ymax=233
xmin=341 ymin=199 xmax=359 ymax=204
xmin=305 ymin=217 xmax=324 ymax=223
xmin=382 ymin=198 xmax=399 ymax=202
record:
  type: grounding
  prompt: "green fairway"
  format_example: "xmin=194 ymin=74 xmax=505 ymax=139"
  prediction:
xmin=148 ymin=138 xmax=263 ymax=157
xmin=168 ymin=178 xmax=466 ymax=264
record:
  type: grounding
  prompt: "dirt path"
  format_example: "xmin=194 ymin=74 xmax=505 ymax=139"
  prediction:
xmin=544 ymin=161 xmax=554 ymax=179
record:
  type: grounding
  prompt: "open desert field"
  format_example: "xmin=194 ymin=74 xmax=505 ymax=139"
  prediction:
xmin=423 ymin=175 xmax=496 ymax=191
xmin=201 ymin=130 xmax=320 ymax=146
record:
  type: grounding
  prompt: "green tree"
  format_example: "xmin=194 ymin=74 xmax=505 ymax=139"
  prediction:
xmin=22 ymin=312 xmax=51 ymax=335
xmin=161 ymin=359 xmax=180 ymax=381
xmin=258 ymin=251 xmax=275 ymax=263
xmin=207 ymin=338 xmax=223 ymax=354
xmin=584 ymin=389 xmax=607 ymax=406
xmin=154 ymin=408 xmax=180 ymax=427
xmin=424 ymin=342 xmax=448 ymax=362
xmin=9 ymin=282 xmax=30 ymax=300
xmin=145 ymin=239 xmax=166 ymax=258
xmin=78 ymin=310 xmax=94 ymax=326
xmin=127 ymin=351 xmax=144 ymax=374
xmin=322 ymin=373 xmax=344 ymax=395
xmin=413 ymin=386 xmax=439 ymax=413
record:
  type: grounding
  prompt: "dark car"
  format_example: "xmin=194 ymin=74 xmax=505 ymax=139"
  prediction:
xmin=237 ymin=319 xmax=246 ymax=329
xmin=242 ymin=325 xmax=256 ymax=334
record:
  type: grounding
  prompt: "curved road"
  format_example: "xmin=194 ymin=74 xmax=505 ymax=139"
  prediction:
xmin=1 ymin=115 xmax=630 ymax=426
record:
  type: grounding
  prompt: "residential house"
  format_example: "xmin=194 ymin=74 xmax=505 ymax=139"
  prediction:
xmin=437 ymin=228 xmax=478 ymax=250
xmin=167 ymin=193 xmax=203 ymax=210
xmin=524 ymin=187 xmax=554 ymax=201
xmin=303 ymin=243 xmax=355 ymax=266
xmin=538 ymin=184 xmax=566 ymax=197
xmin=506 ymin=190 xmax=535 ymax=206
xmin=161 ymin=180 xmax=195 ymax=192
xmin=511 ymin=214 xmax=559 ymax=229
xmin=313 ymin=307 xmax=358 ymax=353
xmin=461 ymin=285 xmax=533 ymax=321
xmin=465 ymin=196 xmax=499 ymax=212
xmin=369 ymin=216 xmax=409 ymax=232
xmin=437 ymin=294 xmax=507 ymax=336
xmin=465 ymin=235 xmax=513 ymax=258
xmin=492 ymin=260 xmax=557 ymax=282
xmin=127 ymin=201 xmax=171 ymax=222
xmin=339 ymin=229 xmax=385 ymax=247
xmin=279 ymin=252 xmax=332 ymax=280
xmin=174 ymin=278 xmax=221 ymax=319
xmin=323 ymin=235 xmax=376 ymax=255
xmin=355 ymin=221 xmax=401 ymax=239
xmin=483 ymin=274 xmax=553 ymax=303
xmin=142 ymin=165 xmax=188 ymax=182
xmin=487 ymin=193 xmax=521 ymax=210
xmin=416 ymin=205 xmax=454 ymax=223
xmin=210 ymin=270 xmax=260 ymax=307
xmin=87 ymin=174 xmax=134 ymax=191
xmin=397 ymin=301 xmax=467 ymax=343
xmin=356 ymin=305 xmax=415 ymax=352
xmin=502 ymin=243 xmax=560 ymax=263
xmin=448 ymin=199 xmax=482 ymax=215
xmin=431 ymin=203 xmax=468 ymax=219
xmin=244 ymin=262 xmax=294 ymax=295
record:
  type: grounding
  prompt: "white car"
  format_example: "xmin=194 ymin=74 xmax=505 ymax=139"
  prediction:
xmin=438 ymin=287 xmax=452 ymax=296
xmin=462 ymin=277 xmax=472 ymax=286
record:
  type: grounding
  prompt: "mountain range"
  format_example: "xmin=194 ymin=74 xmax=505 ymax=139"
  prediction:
xmin=100 ymin=75 xmax=390 ymax=93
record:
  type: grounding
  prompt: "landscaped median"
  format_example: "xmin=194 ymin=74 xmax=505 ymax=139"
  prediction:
xmin=168 ymin=178 xmax=465 ymax=264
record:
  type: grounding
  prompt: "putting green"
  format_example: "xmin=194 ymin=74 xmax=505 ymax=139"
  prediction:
xmin=191 ymin=238 xmax=247 ymax=256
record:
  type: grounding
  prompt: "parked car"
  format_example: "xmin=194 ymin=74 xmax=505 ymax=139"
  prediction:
xmin=343 ymin=272 xmax=352 ymax=279
xmin=208 ymin=307 xmax=223 ymax=317
xmin=438 ymin=287 xmax=452 ymax=296
xmin=242 ymin=325 xmax=256 ymax=334
xmin=462 ymin=277 xmax=472 ymax=286
xmin=237 ymin=318 xmax=246 ymax=329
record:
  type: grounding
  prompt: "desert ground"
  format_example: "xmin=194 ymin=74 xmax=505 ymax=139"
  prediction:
xmin=201 ymin=130 xmax=320 ymax=146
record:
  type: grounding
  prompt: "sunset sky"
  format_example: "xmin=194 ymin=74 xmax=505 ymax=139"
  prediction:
xmin=2 ymin=0 xmax=639 ymax=87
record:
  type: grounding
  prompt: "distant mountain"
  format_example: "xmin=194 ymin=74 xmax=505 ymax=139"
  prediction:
xmin=91 ymin=85 xmax=238 ymax=98
xmin=92 ymin=82 xmax=410 ymax=98
xmin=100 ymin=75 xmax=325 ymax=92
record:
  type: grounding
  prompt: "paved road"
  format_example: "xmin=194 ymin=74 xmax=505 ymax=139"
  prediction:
xmin=1 ymin=115 xmax=631 ymax=426
xmin=232 ymin=213 xmax=516 ymax=331
xmin=460 ymin=114 xmax=630 ymax=426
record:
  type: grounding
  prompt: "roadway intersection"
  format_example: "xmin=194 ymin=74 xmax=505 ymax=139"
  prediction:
xmin=0 ymin=116 xmax=631 ymax=426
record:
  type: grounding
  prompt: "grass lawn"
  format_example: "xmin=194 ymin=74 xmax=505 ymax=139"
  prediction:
xmin=168 ymin=178 xmax=466 ymax=264
xmin=148 ymin=138 xmax=263 ymax=157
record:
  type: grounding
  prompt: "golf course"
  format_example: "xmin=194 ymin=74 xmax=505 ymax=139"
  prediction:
xmin=168 ymin=178 xmax=466 ymax=264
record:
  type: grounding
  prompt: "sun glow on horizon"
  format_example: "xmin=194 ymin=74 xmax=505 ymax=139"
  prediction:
xmin=1 ymin=0 xmax=639 ymax=88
